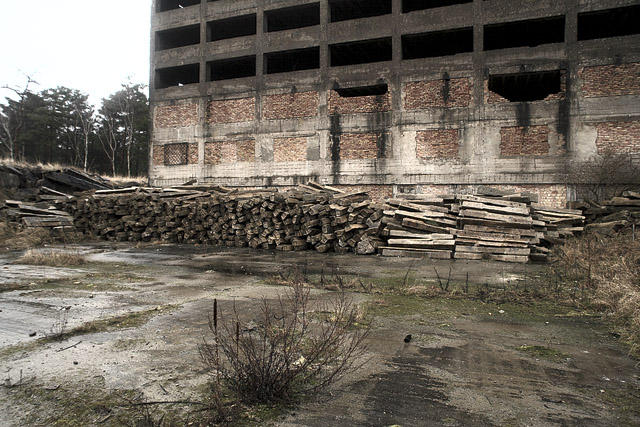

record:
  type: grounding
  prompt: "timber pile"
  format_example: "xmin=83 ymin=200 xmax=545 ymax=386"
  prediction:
xmin=378 ymin=188 xmax=585 ymax=263
xmin=573 ymin=191 xmax=640 ymax=233
xmin=58 ymin=184 xmax=386 ymax=254
xmin=1 ymin=199 xmax=77 ymax=235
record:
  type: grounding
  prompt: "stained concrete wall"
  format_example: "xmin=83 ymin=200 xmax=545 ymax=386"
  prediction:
xmin=148 ymin=0 xmax=640 ymax=207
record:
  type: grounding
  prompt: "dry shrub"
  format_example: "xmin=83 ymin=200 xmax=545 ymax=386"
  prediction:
xmin=17 ymin=248 xmax=85 ymax=266
xmin=199 ymin=281 xmax=369 ymax=415
xmin=554 ymin=232 xmax=640 ymax=356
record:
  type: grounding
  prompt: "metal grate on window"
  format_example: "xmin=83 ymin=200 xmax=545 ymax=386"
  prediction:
xmin=164 ymin=143 xmax=188 ymax=165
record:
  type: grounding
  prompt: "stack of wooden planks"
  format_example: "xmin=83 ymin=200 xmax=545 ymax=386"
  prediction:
xmin=378 ymin=195 xmax=457 ymax=259
xmin=377 ymin=189 xmax=585 ymax=263
xmin=59 ymin=184 xmax=386 ymax=254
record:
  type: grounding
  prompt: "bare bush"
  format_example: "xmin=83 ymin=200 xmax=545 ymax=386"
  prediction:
xmin=569 ymin=151 xmax=640 ymax=201
xmin=199 ymin=281 xmax=369 ymax=410
xmin=554 ymin=232 xmax=640 ymax=356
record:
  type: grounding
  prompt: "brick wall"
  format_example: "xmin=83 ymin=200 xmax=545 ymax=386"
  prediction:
xmin=207 ymin=98 xmax=255 ymax=124
xmin=404 ymin=78 xmax=472 ymax=109
xmin=595 ymin=121 xmax=640 ymax=154
xmin=338 ymin=133 xmax=381 ymax=160
xmin=580 ymin=63 xmax=640 ymax=98
xmin=416 ymin=130 xmax=460 ymax=159
xmin=274 ymin=137 xmax=307 ymax=162
xmin=262 ymin=92 xmax=319 ymax=120
xmin=500 ymin=126 xmax=550 ymax=156
xmin=205 ymin=140 xmax=255 ymax=164
xmin=152 ymin=145 xmax=165 ymax=166
xmin=328 ymin=91 xmax=391 ymax=115
xmin=188 ymin=143 xmax=198 ymax=164
xmin=155 ymin=103 xmax=198 ymax=128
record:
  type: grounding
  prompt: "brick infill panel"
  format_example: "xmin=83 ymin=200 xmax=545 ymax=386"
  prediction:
xmin=404 ymin=78 xmax=472 ymax=109
xmin=580 ymin=63 xmax=640 ymax=98
xmin=263 ymin=92 xmax=319 ymax=120
xmin=274 ymin=137 xmax=307 ymax=162
xmin=328 ymin=91 xmax=391 ymax=115
xmin=416 ymin=129 xmax=460 ymax=159
xmin=155 ymin=103 xmax=198 ymax=128
xmin=595 ymin=121 xmax=640 ymax=154
xmin=500 ymin=126 xmax=550 ymax=156
xmin=207 ymin=98 xmax=255 ymax=124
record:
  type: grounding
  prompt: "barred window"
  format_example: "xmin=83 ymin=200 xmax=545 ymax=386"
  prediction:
xmin=164 ymin=143 xmax=189 ymax=165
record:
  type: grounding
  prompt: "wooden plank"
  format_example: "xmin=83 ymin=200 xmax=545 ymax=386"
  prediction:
xmin=387 ymin=239 xmax=455 ymax=249
xmin=395 ymin=210 xmax=457 ymax=226
xmin=453 ymin=229 xmax=538 ymax=244
xmin=530 ymin=203 xmax=583 ymax=215
xmin=459 ymin=218 xmax=533 ymax=230
xmin=459 ymin=208 xmax=533 ymax=225
xmin=454 ymin=252 xmax=485 ymax=260
xmin=456 ymin=245 xmax=530 ymax=255
xmin=22 ymin=216 xmax=74 ymax=227
xmin=461 ymin=200 xmax=530 ymax=216
xmin=380 ymin=248 xmax=452 ymax=259
xmin=456 ymin=194 xmax=528 ymax=209
xmin=388 ymin=230 xmax=452 ymax=239
xmin=455 ymin=238 xmax=529 ymax=248
xmin=402 ymin=218 xmax=452 ymax=234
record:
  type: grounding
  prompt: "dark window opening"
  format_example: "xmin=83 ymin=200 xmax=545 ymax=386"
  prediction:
xmin=484 ymin=16 xmax=565 ymax=51
xmin=155 ymin=25 xmax=200 ymax=51
xmin=578 ymin=5 xmax=640 ymax=41
xmin=330 ymin=38 xmax=393 ymax=67
xmin=155 ymin=64 xmax=200 ymax=89
xmin=329 ymin=0 xmax=392 ymax=23
xmin=488 ymin=71 xmax=562 ymax=102
xmin=402 ymin=0 xmax=472 ymax=13
xmin=164 ymin=143 xmax=189 ymax=166
xmin=208 ymin=56 xmax=256 ymax=81
xmin=208 ymin=14 xmax=256 ymax=42
xmin=265 ymin=3 xmax=320 ymax=32
xmin=402 ymin=27 xmax=473 ymax=59
xmin=157 ymin=0 xmax=199 ymax=13
xmin=265 ymin=47 xmax=320 ymax=74
xmin=335 ymin=84 xmax=388 ymax=97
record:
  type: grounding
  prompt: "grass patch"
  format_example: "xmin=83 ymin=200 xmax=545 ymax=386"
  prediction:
xmin=516 ymin=345 xmax=569 ymax=362
xmin=554 ymin=232 xmax=640 ymax=357
xmin=17 ymin=248 xmax=85 ymax=266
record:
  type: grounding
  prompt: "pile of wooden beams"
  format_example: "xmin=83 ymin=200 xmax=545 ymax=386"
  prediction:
xmin=59 ymin=184 xmax=386 ymax=254
xmin=1 ymin=200 xmax=76 ymax=233
xmin=378 ymin=189 xmax=585 ymax=263
xmin=573 ymin=191 xmax=640 ymax=233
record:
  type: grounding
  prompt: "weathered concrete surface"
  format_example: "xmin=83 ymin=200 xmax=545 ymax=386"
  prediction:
xmin=0 ymin=244 xmax=638 ymax=426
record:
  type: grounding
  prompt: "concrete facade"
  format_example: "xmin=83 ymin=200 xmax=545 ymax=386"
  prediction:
xmin=149 ymin=0 xmax=640 ymax=207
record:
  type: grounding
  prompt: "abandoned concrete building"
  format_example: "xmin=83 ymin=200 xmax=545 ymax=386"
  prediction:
xmin=149 ymin=0 xmax=640 ymax=207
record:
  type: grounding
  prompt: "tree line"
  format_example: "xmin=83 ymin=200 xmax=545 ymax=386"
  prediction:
xmin=0 ymin=77 xmax=149 ymax=177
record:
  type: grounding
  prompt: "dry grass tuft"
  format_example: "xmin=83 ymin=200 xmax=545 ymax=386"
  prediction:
xmin=0 ymin=222 xmax=54 ymax=250
xmin=554 ymin=232 xmax=640 ymax=356
xmin=18 ymin=248 xmax=85 ymax=266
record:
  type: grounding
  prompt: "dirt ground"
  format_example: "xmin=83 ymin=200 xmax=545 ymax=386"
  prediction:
xmin=0 ymin=244 xmax=638 ymax=426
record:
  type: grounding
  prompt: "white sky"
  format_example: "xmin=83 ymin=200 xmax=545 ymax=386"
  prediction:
xmin=0 ymin=0 xmax=152 ymax=107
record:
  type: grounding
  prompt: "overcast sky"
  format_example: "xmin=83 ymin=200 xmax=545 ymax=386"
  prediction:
xmin=0 ymin=0 xmax=152 ymax=107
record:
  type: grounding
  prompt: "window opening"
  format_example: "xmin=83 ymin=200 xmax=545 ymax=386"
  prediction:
xmin=265 ymin=47 xmax=320 ymax=74
xmin=335 ymin=84 xmax=388 ymax=97
xmin=329 ymin=0 xmax=392 ymax=23
xmin=156 ymin=25 xmax=200 ymax=51
xmin=403 ymin=27 xmax=473 ymax=59
xmin=208 ymin=14 xmax=256 ymax=42
xmin=208 ymin=56 xmax=256 ymax=81
xmin=265 ymin=3 xmax=320 ymax=32
xmin=402 ymin=0 xmax=472 ymax=13
xmin=578 ymin=5 xmax=640 ymax=41
xmin=330 ymin=38 xmax=393 ymax=67
xmin=164 ymin=144 xmax=188 ymax=165
xmin=484 ymin=16 xmax=565 ymax=51
xmin=157 ymin=0 xmax=199 ymax=13
xmin=155 ymin=64 xmax=200 ymax=89
xmin=488 ymin=71 xmax=562 ymax=102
